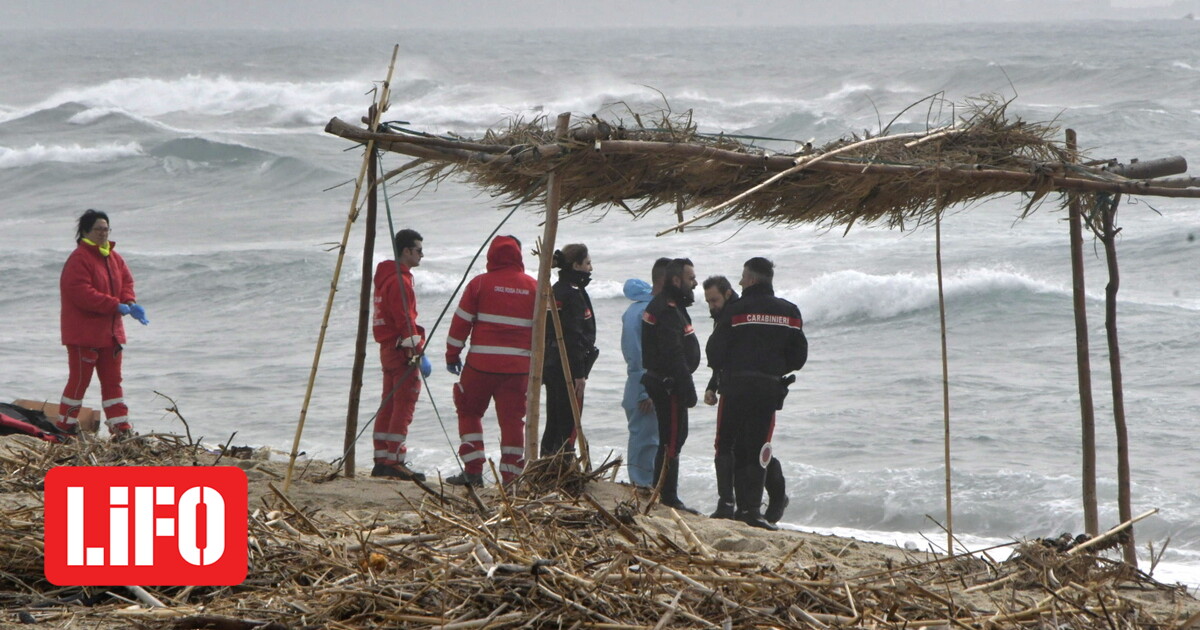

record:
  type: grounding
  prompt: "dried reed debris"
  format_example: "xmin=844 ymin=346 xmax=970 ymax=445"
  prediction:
xmin=2 ymin=434 xmax=1197 ymax=629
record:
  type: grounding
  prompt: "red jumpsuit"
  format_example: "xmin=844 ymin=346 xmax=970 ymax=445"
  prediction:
xmin=445 ymin=236 xmax=537 ymax=482
xmin=373 ymin=261 xmax=424 ymax=467
xmin=59 ymin=239 xmax=136 ymax=434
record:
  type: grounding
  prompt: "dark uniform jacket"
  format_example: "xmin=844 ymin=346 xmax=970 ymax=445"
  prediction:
xmin=545 ymin=267 xmax=598 ymax=379
xmin=708 ymin=283 xmax=807 ymax=378
xmin=641 ymin=287 xmax=702 ymax=403
xmin=705 ymin=294 xmax=739 ymax=394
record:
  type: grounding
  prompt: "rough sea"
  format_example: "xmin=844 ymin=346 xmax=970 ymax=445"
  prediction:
xmin=2 ymin=22 xmax=1198 ymax=585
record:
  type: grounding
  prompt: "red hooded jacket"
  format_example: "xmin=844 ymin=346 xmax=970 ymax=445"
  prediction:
xmin=373 ymin=261 xmax=424 ymax=350
xmin=446 ymin=236 xmax=537 ymax=374
xmin=60 ymin=240 xmax=136 ymax=348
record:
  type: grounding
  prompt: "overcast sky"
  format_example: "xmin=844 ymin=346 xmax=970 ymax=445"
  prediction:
xmin=0 ymin=0 xmax=1187 ymax=30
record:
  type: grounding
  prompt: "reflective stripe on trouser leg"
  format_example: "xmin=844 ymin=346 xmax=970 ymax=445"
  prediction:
xmin=95 ymin=346 xmax=127 ymax=432
xmin=60 ymin=346 xmax=102 ymax=429
xmin=495 ymin=372 xmax=528 ymax=482
xmin=454 ymin=369 xmax=492 ymax=475
xmin=375 ymin=365 xmax=421 ymax=464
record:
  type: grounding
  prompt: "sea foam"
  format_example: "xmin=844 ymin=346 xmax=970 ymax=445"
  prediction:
xmin=0 ymin=142 xmax=144 ymax=169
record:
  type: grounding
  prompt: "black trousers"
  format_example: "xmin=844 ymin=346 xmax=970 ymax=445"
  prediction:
xmin=645 ymin=380 xmax=690 ymax=505
xmin=540 ymin=367 xmax=576 ymax=456
xmin=720 ymin=376 xmax=778 ymax=471
xmin=646 ymin=383 xmax=689 ymax=459
xmin=715 ymin=394 xmax=785 ymax=493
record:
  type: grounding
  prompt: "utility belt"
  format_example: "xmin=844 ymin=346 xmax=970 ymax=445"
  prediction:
xmin=545 ymin=346 xmax=600 ymax=379
xmin=722 ymin=370 xmax=796 ymax=410
xmin=641 ymin=369 xmax=675 ymax=392
xmin=642 ymin=370 xmax=697 ymax=409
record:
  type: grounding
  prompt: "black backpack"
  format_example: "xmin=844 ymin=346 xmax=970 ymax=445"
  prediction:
xmin=0 ymin=402 xmax=66 ymax=442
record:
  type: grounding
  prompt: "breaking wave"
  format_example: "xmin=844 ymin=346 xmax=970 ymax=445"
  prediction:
xmin=0 ymin=75 xmax=370 ymax=129
xmin=0 ymin=142 xmax=144 ymax=169
xmin=786 ymin=268 xmax=1069 ymax=323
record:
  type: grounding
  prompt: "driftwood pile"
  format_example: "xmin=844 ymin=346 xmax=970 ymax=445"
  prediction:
xmin=2 ymin=433 xmax=1198 ymax=629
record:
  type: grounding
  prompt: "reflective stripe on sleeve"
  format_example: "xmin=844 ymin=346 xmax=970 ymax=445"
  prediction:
xmin=731 ymin=313 xmax=803 ymax=329
xmin=477 ymin=312 xmax=534 ymax=327
xmin=470 ymin=345 xmax=532 ymax=357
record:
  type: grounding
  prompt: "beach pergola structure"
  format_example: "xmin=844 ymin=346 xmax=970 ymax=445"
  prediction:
xmin=291 ymin=47 xmax=1200 ymax=565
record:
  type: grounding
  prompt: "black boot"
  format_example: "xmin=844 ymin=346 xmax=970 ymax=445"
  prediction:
xmin=658 ymin=455 xmax=698 ymax=514
xmin=734 ymin=464 xmax=777 ymax=531
xmin=710 ymin=454 xmax=736 ymax=519
xmin=764 ymin=457 xmax=788 ymax=524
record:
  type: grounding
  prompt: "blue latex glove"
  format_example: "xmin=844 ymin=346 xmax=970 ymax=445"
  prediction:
xmin=117 ymin=303 xmax=131 ymax=315
xmin=129 ymin=303 xmax=149 ymax=325
xmin=419 ymin=354 xmax=432 ymax=378
xmin=447 ymin=359 xmax=463 ymax=376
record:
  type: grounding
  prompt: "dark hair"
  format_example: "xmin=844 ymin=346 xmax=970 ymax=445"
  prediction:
xmin=553 ymin=243 xmax=588 ymax=269
xmin=650 ymin=257 xmax=671 ymax=287
xmin=663 ymin=257 xmax=693 ymax=286
xmin=394 ymin=228 xmax=423 ymax=253
xmin=743 ymin=256 xmax=774 ymax=283
xmin=503 ymin=234 xmax=522 ymax=248
xmin=702 ymin=275 xmax=733 ymax=294
xmin=76 ymin=209 xmax=110 ymax=242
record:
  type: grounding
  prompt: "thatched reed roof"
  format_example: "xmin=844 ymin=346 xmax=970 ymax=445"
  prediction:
xmin=325 ymin=96 xmax=1199 ymax=233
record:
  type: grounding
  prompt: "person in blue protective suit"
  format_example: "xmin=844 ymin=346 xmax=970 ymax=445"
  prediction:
xmin=620 ymin=258 xmax=671 ymax=488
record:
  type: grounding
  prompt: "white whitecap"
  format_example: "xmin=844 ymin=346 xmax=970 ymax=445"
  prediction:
xmin=0 ymin=142 xmax=144 ymax=169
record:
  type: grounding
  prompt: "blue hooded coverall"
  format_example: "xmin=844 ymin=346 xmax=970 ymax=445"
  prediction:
xmin=621 ymin=278 xmax=659 ymax=486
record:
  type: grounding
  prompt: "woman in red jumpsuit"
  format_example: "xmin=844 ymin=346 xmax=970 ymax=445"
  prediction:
xmin=58 ymin=209 xmax=148 ymax=437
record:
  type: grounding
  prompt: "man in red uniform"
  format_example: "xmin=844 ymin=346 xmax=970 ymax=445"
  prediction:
xmin=59 ymin=209 xmax=149 ymax=438
xmin=444 ymin=235 xmax=537 ymax=486
xmin=372 ymin=228 xmax=428 ymax=481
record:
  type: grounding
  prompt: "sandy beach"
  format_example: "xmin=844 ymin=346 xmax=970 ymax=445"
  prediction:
xmin=3 ymin=432 xmax=1199 ymax=629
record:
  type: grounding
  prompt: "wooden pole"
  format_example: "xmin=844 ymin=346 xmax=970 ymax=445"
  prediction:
xmin=1066 ymin=129 xmax=1100 ymax=536
xmin=1098 ymin=193 xmax=1137 ymax=566
xmin=547 ymin=292 xmax=589 ymax=469
xmin=284 ymin=45 xmax=399 ymax=492
xmin=342 ymin=145 xmax=379 ymax=477
xmin=524 ymin=112 xmax=572 ymax=464
xmin=935 ymin=212 xmax=953 ymax=556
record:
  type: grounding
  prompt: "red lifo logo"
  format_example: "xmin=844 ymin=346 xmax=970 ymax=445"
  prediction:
xmin=44 ymin=466 xmax=248 ymax=586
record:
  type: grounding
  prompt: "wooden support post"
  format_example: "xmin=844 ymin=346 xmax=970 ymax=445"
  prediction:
xmin=524 ymin=112 xmax=572 ymax=464
xmin=1066 ymin=129 xmax=1100 ymax=536
xmin=342 ymin=146 xmax=380 ymax=477
xmin=284 ymin=45 xmax=399 ymax=492
xmin=547 ymin=292 xmax=590 ymax=469
xmin=1098 ymin=193 xmax=1137 ymax=566
xmin=935 ymin=213 xmax=953 ymax=556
